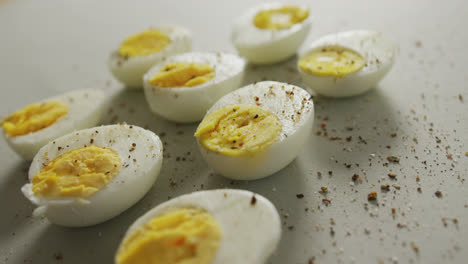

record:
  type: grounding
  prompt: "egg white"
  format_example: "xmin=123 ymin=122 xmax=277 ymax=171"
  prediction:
xmin=196 ymin=81 xmax=314 ymax=180
xmin=2 ymin=89 xmax=107 ymax=160
xmin=108 ymin=25 xmax=192 ymax=88
xmin=117 ymin=189 xmax=281 ymax=264
xmin=21 ymin=124 xmax=163 ymax=227
xmin=298 ymin=30 xmax=397 ymax=97
xmin=143 ymin=52 xmax=246 ymax=123
xmin=232 ymin=2 xmax=312 ymax=64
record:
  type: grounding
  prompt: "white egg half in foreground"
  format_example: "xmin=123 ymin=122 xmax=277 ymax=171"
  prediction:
xmin=108 ymin=25 xmax=192 ymax=88
xmin=21 ymin=124 xmax=163 ymax=227
xmin=298 ymin=30 xmax=397 ymax=97
xmin=114 ymin=189 xmax=281 ymax=264
xmin=232 ymin=2 xmax=311 ymax=64
xmin=194 ymin=81 xmax=314 ymax=180
xmin=1 ymin=89 xmax=106 ymax=160
xmin=143 ymin=52 xmax=246 ymax=123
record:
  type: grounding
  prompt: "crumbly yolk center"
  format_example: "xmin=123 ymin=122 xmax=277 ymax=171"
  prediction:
xmin=254 ymin=6 xmax=309 ymax=30
xmin=116 ymin=207 xmax=222 ymax=264
xmin=1 ymin=101 xmax=69 ymax=137
xmin=118 ymin=29 xmax=171 ymax=57
xmin=194 ymin=105 xmax=282 ymax=156
xmin=149 ymin=62 xmax=216 ymax=88
xmin=32 ymin=145 xmax=121 ymax=198
xmin=298 ymin=45 xmax=365 ymax=77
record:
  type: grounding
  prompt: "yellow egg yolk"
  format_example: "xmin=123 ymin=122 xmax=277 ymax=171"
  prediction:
xmin=116 ymin=207 xmax=222 ymax=264
xmin=1 ymin=101 xmax=68 ymax=137
xmin=194 ymin=105 xmax=282 ymax=156
xmin=298 ymin=45 xmax=365 ymax=77
xmin=149 ymin=62 xmax=216 ymax=88
xmin=118 ymin=29 xmax=171 ymax=57
xmin=254 ymin=6 xmax=309 ymax=30
xmin=32 ymin=145 xmax=121 ymax=198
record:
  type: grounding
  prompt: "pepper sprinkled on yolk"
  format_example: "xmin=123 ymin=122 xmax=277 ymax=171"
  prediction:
xmin=194 ymin=105 xmax=282 ymax=156
xmin=149 ymin=62 xmax=216 ymax=87
xmin=115 ymin=208 xmax=222 ymax=264
xmin=118 ymin=29 xmax=171 ymax=57
xmin=1 ymin=101 xmax=69 ymax=137
xmin=298 ymin=45 xmax=365 ymax=77
xmin=254 ymin=6 xmax=309 ymax=30
xmin=32 ymin=145 xmax=121 ymax=198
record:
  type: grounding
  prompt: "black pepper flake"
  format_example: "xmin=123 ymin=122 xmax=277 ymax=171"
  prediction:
xmin=381 ymin=184 xmax=390 ymax=191
xmin=386 ymin=156 xmax=400 ymax=163
xmin=296 ymin=193 xmax=304 ymax=199
xmin=254 ymin=114 xmax=259 ymax=119
xmin=250 ymin=195 xmax=257 ymax=205
xmin=368 ymin=192 xmax=377 ymax=200
xmin=435 ymin=191 xmax=442 ymax=198
xmin=90 ymin=138 xmax=94 ymax=144
xmin=352 ymin=174 xmax=360 ymax=181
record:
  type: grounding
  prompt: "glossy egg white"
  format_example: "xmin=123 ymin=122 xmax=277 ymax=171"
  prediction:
xmin=298 ymin=30 xmax=397 ymax=97
xmin=2 ymin=89 xmax=107 ymax=160
xmin=108 ymin=25 xmax=192 ymax=88
xmin=116 ymin=189 xmax=281 ymax=264
xmin=196 ymin=81 xmax=314 ymax=180
xmin=143 ymin=52 xmax=246 ymax=123
xmin=232 ymin=2 xmax=311 ymax=64
xmin=21 ymin=124 xmax=163 ymax=227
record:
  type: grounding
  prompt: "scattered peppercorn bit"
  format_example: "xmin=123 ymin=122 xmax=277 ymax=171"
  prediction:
xmin=435 ymin=191 xmax=442 ymax=198
xmin=387 ymin=156 xmax=400 ymax=163
xmin=381 ymin=184 xmax=390 ymax=191
xmin=352 ymin=174 xmax=360 ymax=181
xmin=368 ymin=192 xmax=377 ymax=200
xmin=250 ymin=195 xmax=257 ymax=205
xmin=296 ymin=193 xmax=304 ymax=199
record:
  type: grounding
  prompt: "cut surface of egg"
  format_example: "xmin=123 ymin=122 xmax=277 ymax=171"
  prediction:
xmin=115 ymin=189 xmax=281 ymax=264
xmin=298 ymin=30 xmax=397 ymax=97
xmin=21 ymin=124 xmax=163 ymax=227
xmin=108 ymin=25 xmax=192 ymax=88
xmin=232 ymin=3 xmax=311 ymax=64
xmin=143 ymin=52 xmax=246 ymax=123
xmin=0 ymin=89 xmax=106 ymax=160
xmin=194 ymin=81 xmax=314 ymax=180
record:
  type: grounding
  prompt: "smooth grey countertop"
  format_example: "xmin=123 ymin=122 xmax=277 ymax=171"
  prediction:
xmin=0 ymin=0 xmax=467 ymax=263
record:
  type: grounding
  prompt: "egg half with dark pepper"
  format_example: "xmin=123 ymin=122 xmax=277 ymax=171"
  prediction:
xmin=21 ymin=124 xmax=163 ymax=227
xmin=232 ymin=3 xmax=311 ymax=64
xmin=195 ymin=81 xmax=314 ymax=180
xmin=298 ymin=30 xmax=397 ymax=97
xmin=115 ymin=189 xmax=281 ymax=264
xmin=143 ymin=52 xmax=246 ymax=123
xmin=1 ymin=89 xmax=106 ymax=160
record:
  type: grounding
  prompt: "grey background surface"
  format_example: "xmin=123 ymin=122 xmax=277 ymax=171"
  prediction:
xmin=0 ymin=0 xmax=467 ymax=263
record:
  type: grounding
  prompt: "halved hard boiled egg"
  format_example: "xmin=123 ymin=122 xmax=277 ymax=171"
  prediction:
xmin=298 ymin=30 xmax=397 ymax=97
xmin=143 ymin=52 xmax=246 ymax=123
xmin=1 ymin=89 xmax=106 ymax=160
xmin=108 ymin=25 xmax=192 ymax=88
xmin=114 ymin=189 xmax=281 ymax=264
xmin=194 ymin=81 xmax=314 ymax=180
xmin=232 ymin=3 xmax=311 ymax=64
xmin=21 ymin=124 xmax=163 ymax=227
